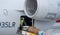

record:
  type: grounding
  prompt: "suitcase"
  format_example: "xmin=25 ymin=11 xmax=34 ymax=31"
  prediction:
xmin=28 ymin=26 xmax=40 ymax=34
xmin=22 ymin=26 xmax=29 ymax=31
xmin=30 ymin=32 xmax=36 ymax=35
xmin=38 ymin=31 xmax=44 ymax=35
xmin=22 ymin=31 xmax=36 ymax=35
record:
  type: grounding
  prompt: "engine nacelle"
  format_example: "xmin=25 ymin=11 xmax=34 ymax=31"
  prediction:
xmin=24 ymin=0 xmax=60 ymax=21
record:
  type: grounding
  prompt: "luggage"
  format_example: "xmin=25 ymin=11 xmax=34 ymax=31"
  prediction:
xmin=28 ymin=26 xmax=40 ymax=34
xmin=22 ymin=31 xmax=36 ymax=35
xmin=30 ymin=32 xmax=36 ymax=35
xmin=22 ymin=26 xmax=29 ymax=31
xmin=38 ymin=31 xmax=44 ymax=35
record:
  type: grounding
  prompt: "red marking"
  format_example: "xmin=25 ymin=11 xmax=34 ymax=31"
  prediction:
xmin=56 ymin=20 xmax=60 ymax=22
